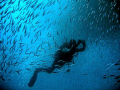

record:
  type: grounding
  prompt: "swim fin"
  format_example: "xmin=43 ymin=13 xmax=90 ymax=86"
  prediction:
xmin=28 ymin=71 xmax=38 ymax=87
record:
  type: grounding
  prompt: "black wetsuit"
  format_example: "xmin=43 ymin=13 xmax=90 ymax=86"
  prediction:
xmin=28 ymin=39 xmax=86 ymax=87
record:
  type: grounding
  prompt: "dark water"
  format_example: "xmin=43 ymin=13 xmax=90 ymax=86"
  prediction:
xmin=0 ymin=0 xmax=120 ymax=90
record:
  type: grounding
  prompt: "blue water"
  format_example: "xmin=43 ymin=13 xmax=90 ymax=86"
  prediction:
xmin=0 ymin=0 xmax=120 ymax=90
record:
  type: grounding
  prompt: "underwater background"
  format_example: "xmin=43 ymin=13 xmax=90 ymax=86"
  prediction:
xmin=0 ymin=0 xmax=120 ymax=90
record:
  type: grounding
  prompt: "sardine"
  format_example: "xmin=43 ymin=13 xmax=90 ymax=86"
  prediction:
xmin=26 ymin=68 xmax=32 ymax=72
xmin=15 ymin=69 xmax=22 ymax=75
xmin=115 ymin=76 xmax=120 ymax=79
xmin=114 ymin=63 xmax=120 ymax=65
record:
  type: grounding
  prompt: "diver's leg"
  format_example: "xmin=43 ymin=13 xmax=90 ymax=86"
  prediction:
xmin=28 ymin=70 xmax=38 ymax=87
xmin=28 ymin=58 xmax=60 ymax=87
xmin=28 ymin=67 xmax=55 ymax=87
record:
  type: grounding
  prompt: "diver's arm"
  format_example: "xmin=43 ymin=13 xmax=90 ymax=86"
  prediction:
xmin=75 ymin=40 xmax=86 ymax=52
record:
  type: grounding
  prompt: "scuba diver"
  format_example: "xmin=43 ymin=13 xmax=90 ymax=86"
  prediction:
xmin=28 ymin=39 xmax=86 ymax=87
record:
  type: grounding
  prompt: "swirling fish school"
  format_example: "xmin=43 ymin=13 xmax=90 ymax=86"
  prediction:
xmin=0 ymin=0 xmax=120 ymax=90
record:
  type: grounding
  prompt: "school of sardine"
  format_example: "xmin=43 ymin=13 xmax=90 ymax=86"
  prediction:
xmin=0 ymin=0 xmax=120 ymax=86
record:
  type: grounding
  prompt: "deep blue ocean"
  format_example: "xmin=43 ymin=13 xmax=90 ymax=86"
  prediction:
xmin=0 ymin=0 xmax=120 ymax=90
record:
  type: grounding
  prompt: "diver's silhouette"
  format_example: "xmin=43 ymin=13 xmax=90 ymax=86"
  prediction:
xmin=28 ymin=39 xmax=86 ymax=87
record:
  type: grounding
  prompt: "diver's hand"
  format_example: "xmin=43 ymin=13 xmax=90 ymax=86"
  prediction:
xmin=77 ymin=40 xmax=85 ymax=47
